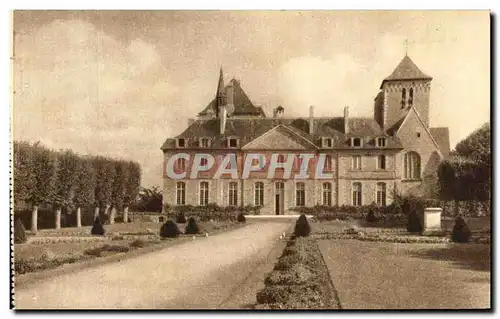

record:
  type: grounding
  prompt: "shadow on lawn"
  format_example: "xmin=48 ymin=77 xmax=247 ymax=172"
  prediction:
xmin=409 ymin=243 xmax=491 ymax=272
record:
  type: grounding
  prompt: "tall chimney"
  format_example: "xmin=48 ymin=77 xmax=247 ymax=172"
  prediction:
xmin=219 ymin=105 xmax=227 ymax=134
xmin=344 ymin=106 xmax=349 ymax=134
xmin=309 ymin=106 xmax=314 ymax=134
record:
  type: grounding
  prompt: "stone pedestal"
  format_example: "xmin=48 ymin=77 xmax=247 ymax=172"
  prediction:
xmin=421 ymin=207 xmax=443 ymax=236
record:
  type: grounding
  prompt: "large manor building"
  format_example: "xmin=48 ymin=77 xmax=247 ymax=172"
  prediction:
xmin=161 ymin=55 xmax=450 ymax=215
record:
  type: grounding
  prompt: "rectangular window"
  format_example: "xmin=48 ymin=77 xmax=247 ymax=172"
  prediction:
xmin=352 ymin=137 xmax=362 ymax=147
xmin=199 ymin=182 xmax=209 ymax=206
xmin=377 ymin=155 xmax=386 ymax=170
xmin=229 ymin=182 xmax=238 ymax=206
xmin=324 ymin=155 xmax=333 ymax=172
xmin=228 ymin=138 xmax=238 ymax=148
xmin=296 ymin=182 xmax=305 ymax=206
xmin=199 ymin=138 xmax=210 ymax=148
xmin=176 ymin=182 xmax=186 ymax=205
xmin=323 ymin=137 xmax=333 ymax=148
xmin=176 ymin=158 xmax=186 ymax=171
xmin=377 ymin=137 xmax=386 ymax=147
xmin=376 ymin=183 xmax=387 ymax=206
xmin=351 ymin=155 xmax=362 ymax=170
xmin=177 ymin=138 xmax=186 ymax=148
xmin=322 ymin=182 xmax=332 ymax=206
xmin=254 ymin=182 xmax=264 ymax=206
xmin=352 ymin=182 xmax=362 ymax=206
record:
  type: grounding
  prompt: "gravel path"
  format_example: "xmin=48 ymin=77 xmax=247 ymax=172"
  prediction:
xmin=319 ymin=240 xmax=490 ymax=309
xmin=14 ymin=221 xmax=292 ymax=309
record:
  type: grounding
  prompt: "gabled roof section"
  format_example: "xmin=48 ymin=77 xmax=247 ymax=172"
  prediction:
xmin=393 ymin=106 xmax=444 ymax=158
xmin=197 ymin=79 xmax=264 ymax=117
xmin=430 ymin=127 xmax=451 ymax=159
xmin=241 ymin=124 xmax=319 ymax=150
xmin=380 ymin=55 xmax=432 ymax=88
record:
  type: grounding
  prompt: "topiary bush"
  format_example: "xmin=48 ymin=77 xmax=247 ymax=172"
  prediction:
xmin=451 ymin=216 xmax=471 ymax=243
xmin=176 ymin=212 xmax=187 ymax=224
xmin=160 ymin=219 xmax=181 ymax=238
xmin=14 ymin=218 xmax=27 ymax=244
xmin=184 ymin=217 xmax=200 ymax=235
xmin=91 ymin=216 xmax=105 ymax=236
xmin=406 ymin=210 xmax=422 ymax=233
xmin=237 ymin=212 xmax=246 ymax=223
xmin=294 ymin=214 xmax=311 ymax=237
xmin=365 ymin=209 xmax=378 ymax=223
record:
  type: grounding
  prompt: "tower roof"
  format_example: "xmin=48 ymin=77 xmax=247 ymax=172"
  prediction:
xmin=380 ymin=55 xmax=432 ymax=88
xmin=216 ymin=67 xmax=225 ymax=97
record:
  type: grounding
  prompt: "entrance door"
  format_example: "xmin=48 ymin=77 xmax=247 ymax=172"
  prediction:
xmin=275 ymin=182 xmax=284 ymax=215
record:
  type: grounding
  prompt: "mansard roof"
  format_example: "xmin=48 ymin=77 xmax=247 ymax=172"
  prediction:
xmin=197 ymin=79 xmax=265 ymax=117
xmin=161 ymin=117 xmax=404 ymax=150
xmin=380 ymin=55 xmax=432 ymax=88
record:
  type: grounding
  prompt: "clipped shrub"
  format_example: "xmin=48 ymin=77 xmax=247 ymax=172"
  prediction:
xmin=451 ymin=216 xmax=472 ymax=243
xmin=365 ymin=209 xmax=378 ymax=223
xmin=160 ymin=219 xmax=181 ymax=238
xmin=176 ymin=212 xmax=187 ymax=224
xmin=406 ymin=210 xmax=422 ymax=233
xmin=294 ymin=214 xmax=311 ymax=237
xmin=237 ymin=212 xmax=246 ymax=223
xmin=185 ymin=217 xmax=200 ymax=235
xmin=91 ymin=216 xmax=105 ymax=236
xmin=14 ymin=218 xmax=27 ymax=244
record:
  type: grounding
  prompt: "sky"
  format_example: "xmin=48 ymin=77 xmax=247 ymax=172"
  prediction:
xmin=12 ymin=10 xmax=490 ymax=187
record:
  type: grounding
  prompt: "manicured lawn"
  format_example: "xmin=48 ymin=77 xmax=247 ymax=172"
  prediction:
xmin=319 ymin=240 xmax=490 ymax=309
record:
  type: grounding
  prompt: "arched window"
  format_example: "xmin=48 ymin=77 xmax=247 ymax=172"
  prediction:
xmin=408 ymin=87 xmax=414 ymax=106
xmin=322 ymin=182 xmax=332 ymax=206
xmin=404 ymin=152 xmax=421 ymax=179
xmin=176 ymin=182 xmax=186 ymax=205
xmin=352 ymin=182 xmax=362 ymax=206
xmin=229 ymin=182 xmax=238 ymax=206
xmin=376 ymin=182 xmax=387 ymax=206
xmin=401 ymin=88 xmax=407 ymax=109
xmin=254 ymin=182 xmax=264 ymax=206
xmin=199 ymin=181 xmax=209 ymax=206
xmin=176 ymin=158 xmax=186 ymax=171
xmin=296 ymin=182 xmax=305 ymax=206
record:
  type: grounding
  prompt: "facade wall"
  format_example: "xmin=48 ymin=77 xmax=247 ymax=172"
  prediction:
xmin=395 ymin=109 xmax=442 ymax=197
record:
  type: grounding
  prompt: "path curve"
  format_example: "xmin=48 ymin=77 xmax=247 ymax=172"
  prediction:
xmin=15 ymin=221 xmax=291 ymax=309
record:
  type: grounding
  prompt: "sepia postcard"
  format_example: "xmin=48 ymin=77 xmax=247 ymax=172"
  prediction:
xmin=10 ymin=10 xmax=491 ymax=310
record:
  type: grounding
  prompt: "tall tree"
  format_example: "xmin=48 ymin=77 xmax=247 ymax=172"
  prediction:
xmin=123 ymin=161 xmax=141 ymax=222
xmin=110 ymin=160 xmax=128 ymax=224
xmin=73 ymin=156 xmax=96 ymax=228
xmin=455 ymin=122 xmax=491 ymax=164
xmin=92 ymin=156 xmax=116 ymax=220
xmin=26 ymin=143 xmax=58 ymax=232
xmin=53 ymin=149 xmax=79 ymax=229
xmin=13 ymin=141 xmax=36 ymax=209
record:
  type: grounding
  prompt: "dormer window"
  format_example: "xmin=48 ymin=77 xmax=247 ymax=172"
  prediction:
xmin=199 ymin=137 xmax=210 ymax=148
xmin=322 ymin=137 xmax=333 ymax=148
xmin=227 ymin=137 xmax=239 ymax=148
xmin=351 ymin=137 xmax=362 ymax=148
xmin=177 ymin=138 xmax=186 ymax=148
xmin=377 ymin=137 xmax=386 ymax=147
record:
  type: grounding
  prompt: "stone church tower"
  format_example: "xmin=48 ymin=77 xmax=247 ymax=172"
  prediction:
xmin=374 ymin=55 xmax=433 ymax=130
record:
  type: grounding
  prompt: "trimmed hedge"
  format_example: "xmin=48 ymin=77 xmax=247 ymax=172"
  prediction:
xmin=237 ymin=212 xmax=246 ymax=223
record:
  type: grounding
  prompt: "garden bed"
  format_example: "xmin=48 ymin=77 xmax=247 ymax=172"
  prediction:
xmin=254 ymin=237 xmax=341 ymax=309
